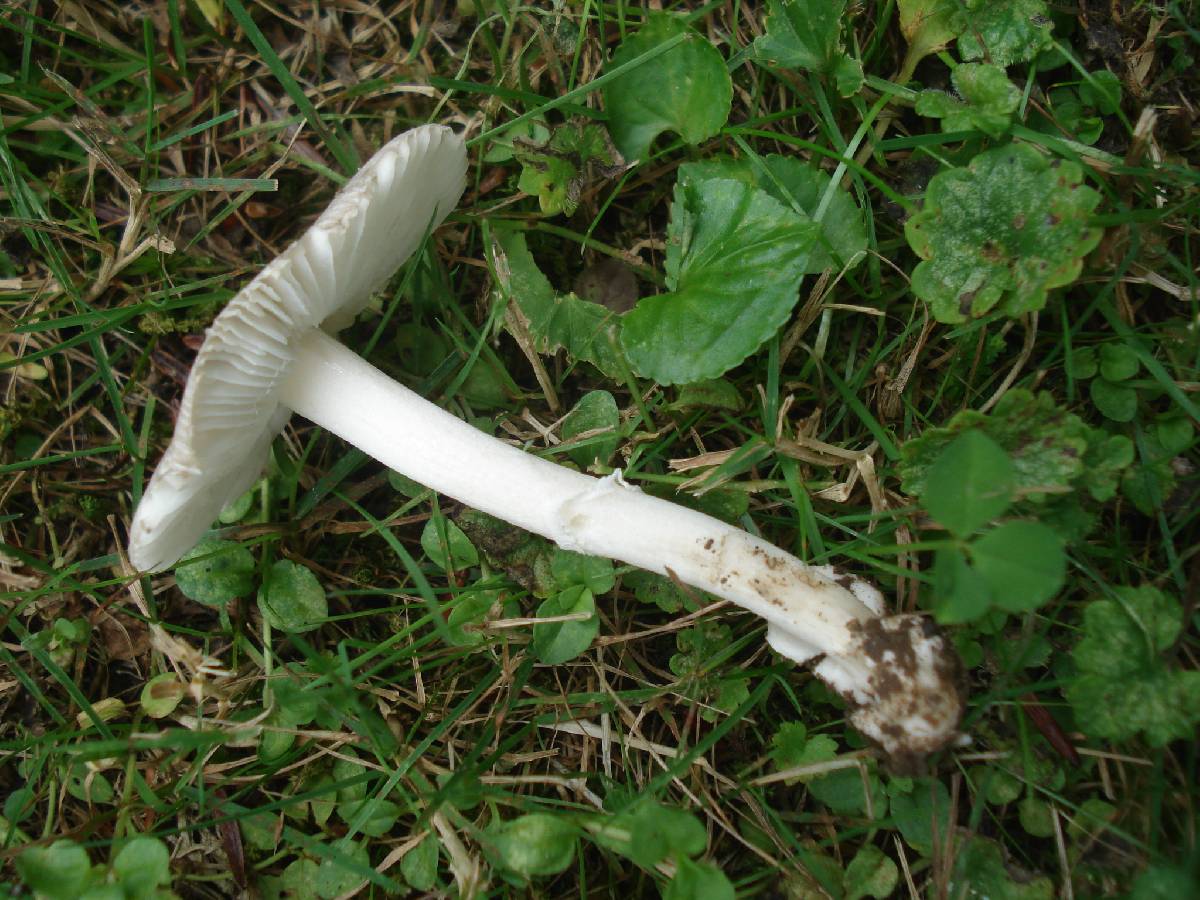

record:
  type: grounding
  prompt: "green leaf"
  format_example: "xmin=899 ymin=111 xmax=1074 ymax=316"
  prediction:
xmin=139 ymin=673 xmax=186 ymax=719
xmin=924 ymin=429 xmax=1015 ymax=536
xmin=1079 ymin=70 xmax=1122 ymax=115
xmin=549 ymin=548 xmax=615 ymax=594
xmin=898 ymin=0 xmax=960 ymax=71
xmin=904 ymin=143 xmax=1102 ymax=323
xmin=561 ymin=390 xmax=620 ymax=468
xmin=949 ymin=836 xmax=1054 ymax=898
xmin=669 ymin=378 xmax=743 ymax=411
xmin=15 ymin=840 xmax=95 ymax=900
xmin=754 ymin=0 xmax=864 ymax=96
xmin=420 ymin=515 xmax=479 ymax=572
xmin=1098 ymin=342 xmax=1140 ymax=381
xmin=258 ymin=560 xmax=327 ymax=634
xmin=770 ymin=723 xmax=840 ymax=782
xmin=492 ymin=228 xmax=629 ymax=379
xmin=955 ymin=0 xmax=1055 ymax=67
xmin=916 ymin=63 xmax=1020 ymax=137
xmin=174 ymin=538 xmax=255 ymax=608
xmin=111 ymin=837 xmax=170 ymax=899
xmin=890 ymin=777 xmax=953 ymax=854
xmin=338 ymin=798 xmax=401 ymax=837
xmin=1083 ymin=433 xmax=1133 ymax=502
xmin=843 ymin=845 xmax=899 ymax=900
xmin=622 ymin=176 xmax=818 ymax=384
xmin=400 ymin=834 xmax=439 ymax=891
xmin=625 ymin=804 xmax=708 ymax=867
xmin=932 ymin=547 xmax=993 ymax=623
xmin=1066 ymin=586 xmax=1200 ymax=746
xmin=670 ymin=621 xmax=733 ymax=676
xmin=664 ymin=857 xmax=736 ymax=900
xmin=602 ymin=13 xmax=732 ymax=161
xmin=969 ymin=521 xmax=1065 ymax=612
xmin=446 ymin=590 xmax=500 ymax=647
xmin=678 ymin=155 xmax=867 ymax=272
xmin=486 ymin=813 xmax=577 ymax=878
xmin=1089 ymin=377 xmax=1138 ymax=422
xmin=900 ymin=390 xmax=1112 ymax=504
xmin=514 ymin=122 xmax=619 ymax=217
xmin=314 ymin=840 xmax=370 ymax=900
xmin=625 ymin=569 xmax=695 ymax=613
xmin=532 ymin=585 xmax=598 ymax=664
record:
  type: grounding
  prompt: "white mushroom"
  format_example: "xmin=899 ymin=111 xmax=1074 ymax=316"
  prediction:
xmin=130 ymin=124 xmax=965 ymax=760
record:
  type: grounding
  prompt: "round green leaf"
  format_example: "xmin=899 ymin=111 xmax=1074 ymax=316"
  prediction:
xmin=1098 ymin=342 xmax=1139 ymax=381
xmin=111 ymin=836 xmax=170 ymax=899
xmin=905 ymin=143 xmax=1103 ymax=324
xmin=420 ymin=516 xmax=479 ymax=572
xmin=400 ymin=834 xmax=439 ymax=891
xmin=532 ymin=586 xmax=598 ymax=664
xmin=486 ymin=813 xmax=577 ymax=878
xmin=602 ymin=13 xmax=732 ymax=162
xmin=15 ymin=840 xmax=95 ymax=900
xmin=561 ymin=390 xmax=620 ymax=468
xmin=549 ymin=549 xmax=615 ymax=594
xmin=932 ymin=547 xmax=993 ymax=623
xmin=279 ymin=858 xmax=320 ymax=900
xmin=140 ymin=673 xmax=185 ymax=719
xmin=844 ymin=845 xmax=899 ymax=900
xmin=970 ymin=521 xmax=1065 ymax=612
xmin=258 ymin=560 xmax=327 ymax=633
xmin=622 ymin=176 xmax=818 ymax=384
xmin=447 ymin=590 xmax=500 ymax=647
xmin=626 ymin=804 xmax=708 ymax=867
xmin=664 ymin=856 xmax=735 ymax=900
xmin=1089 ymin=377 xmax=1138 ymax=422
xmin=923 ymin=429 xmax=1015 ymax=536
xmin=314 ymin=840 xmax=370 ymax=899
xmin=174 ymin=538 xmax=255 ymax=607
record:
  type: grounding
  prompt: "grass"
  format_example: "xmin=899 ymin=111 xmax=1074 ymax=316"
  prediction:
xmin=1 ymin=1 xmax=1198 ymax=898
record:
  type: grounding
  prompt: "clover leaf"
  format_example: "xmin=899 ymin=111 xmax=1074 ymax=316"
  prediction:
xmin=905 ymin=143 xmax=1102 ymax=323
xmin=1066 ymin=586 xmax=1200 ymax=746
xmin=955 ymin=0 xmax=1054 ymax=67
xmin=560 ymin=390 xmax=620 ymax=468
xmin=258 ymin=560 xmax=327 ymax=634
xmin=175 ymin=537 xmax=255 ymax=608
xmin=754 ymin=0 xmax=864 ymax=96
xmin=916 ymin=63 xmax=1020 ymax=137
xmin=622 ymin=175 xmax=818 ymax=384
xmin=602 ymin=13 xmax=732 ymax=162
xmin=485 ymin=813 xmax=578 ymax=879
xmin=532 ymin=585 xmax=598 ymax=664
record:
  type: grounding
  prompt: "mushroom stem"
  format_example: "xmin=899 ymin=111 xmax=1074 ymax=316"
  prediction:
xmin=280 ymin=328 xmax=965 ymax=759
xmin=283 ymin=331 xmax=880 ymax=661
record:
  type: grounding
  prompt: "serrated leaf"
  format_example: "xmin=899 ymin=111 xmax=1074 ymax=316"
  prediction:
xmin=916 ymin=63 xmax=1020 ymax=137
xmin=258 ymin=560 xmax=327 ymax=633
xmin=625 ymin=569 xmax=695 ymax=613
xmin=602 ymin=13 xmax=732 ymax=161
xmin=970 ymin=521 xmax=1065 ymax=612
xmin=678 ymin=155 xmax=866 ymax=272
xmin=175 ymin=538 xmax=255 ymax=608
xmin=754 ymin=0 xmax=864 ymax=96
xmin=561 ymin=390 xmax=620 ymax=468
xmin=1066 ymin=586 xmax=1200 ymax=746
xmin=924 ymin=429 xmax=1015 ymax=536
xmin=905 ymin=143 xmax=1102 ymax=323
xmin=622 ymin=176 xmax=818 ymax=384
xmin=956 ymin=0 xmax=1055 ymax=67
xmin=491 ymin=228 xmax=629 ymax=379
xmin=532 ymin=585 xmax=598 ymax=664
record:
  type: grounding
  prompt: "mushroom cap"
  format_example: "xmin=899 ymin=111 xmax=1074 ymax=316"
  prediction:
xmin=129 ymin=125 xmax=468 ymax=572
